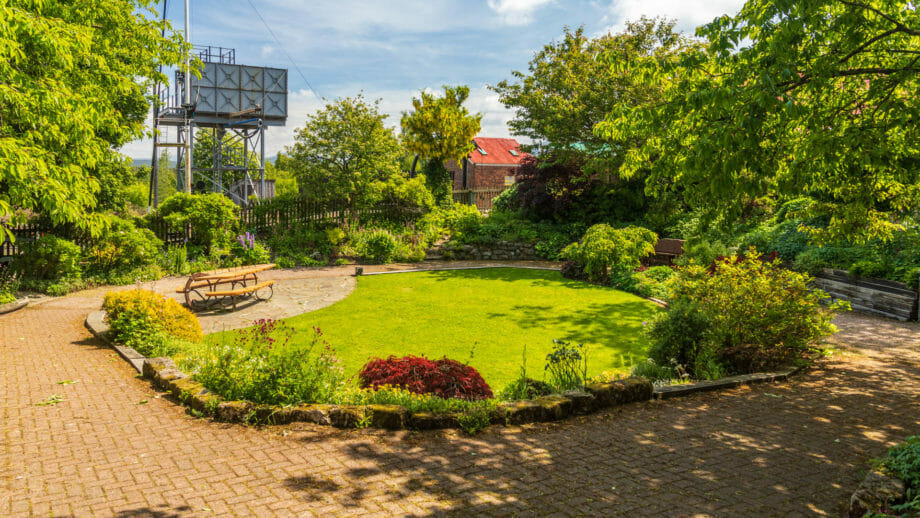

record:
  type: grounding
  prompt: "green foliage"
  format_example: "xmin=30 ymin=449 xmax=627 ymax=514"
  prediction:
xmin=400 ymin=85 xmax=481 ymax=202
xmin=0 ymin=0 xmax=190 ymax=242
xmin=161 ymin=245 xmax=190 ymax=275
xmin=103 ymin=289 xmax=203 ymax=355
xmin=491 ymin=185 xmax=520 ymax=214
xmin=498 ymin=345 xmax=554 ymax=401
xmin=336 ymin=385 xmax=499 ymax=418
xmin=561 ymin=224 xmax=657 ymax=283
xmin=599 ymin=1 xmax=920 ymax=242
xmin=492 ymin=20 xmax=688 ymax=174
xmin=225 ymin=233 xmax=271 ymax=267
xmin=671 ymin=250 xmax=847 ymax=373
xmin=455 ymin=404 xmax=495 ymax=435
xmin=153 ymin=193 xmax=239 ymax=250
xmin=629 ymin=358 xmax=677 ymax=383
xmin=83 ymin=216 xmax=163 ymax=281
xmin=192 ymin=321 xmax=345 ymax=406
xmin=288 ymin=95 xmax=404 ymax=207
xmin=632 ymin=266 xmax=677 ymax=300
xmin=419 ymin=159 xmax=452 ymax=206
xmin=645 ymin=298 xmax=718 ymax=380
xmin=366 ymin=174 xmax=436 ymax=217
xmin=544 ymin=340 xmax=588 ymax=392
xmin=344 ymin=226 xmax=425 ymax=264
xmin=13 ymin=235 xmax=82 ymax=281
xmin=880 ymin=436 xmax=920 ymax=489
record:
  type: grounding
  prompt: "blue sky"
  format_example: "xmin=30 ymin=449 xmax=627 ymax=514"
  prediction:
xmin=122 ymin=0 xmax=746 ymax=159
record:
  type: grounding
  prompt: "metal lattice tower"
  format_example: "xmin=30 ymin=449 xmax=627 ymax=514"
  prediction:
xmin=149 ymin=19 xmax=288 ymax=208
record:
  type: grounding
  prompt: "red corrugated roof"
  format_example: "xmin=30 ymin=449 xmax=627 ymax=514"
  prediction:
xmin=468 ymin=137 xmax=530 ymax=165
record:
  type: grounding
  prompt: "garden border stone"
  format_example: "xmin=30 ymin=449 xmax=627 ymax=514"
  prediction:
xmin=848 ymin=469 xmax=907 ymax=517
xmin=0 ymin=298 xmax=28 ymax=315
xmin=85 ymin=310 xmax=145 ymax=373
xmin=86 ymin=303 xmax=807 ymax=432
xmin=652 ymin=366 xmax=803 ymax=399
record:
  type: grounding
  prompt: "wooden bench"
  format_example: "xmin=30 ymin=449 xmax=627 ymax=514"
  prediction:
xmin=203 ymin=280 xmax=275 ymax=309
xmin=176 ymin=263 xmax=276 ymax=311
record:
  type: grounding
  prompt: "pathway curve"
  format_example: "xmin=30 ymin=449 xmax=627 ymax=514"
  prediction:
xmin=2 ymin=263 xmax=919 ymax=516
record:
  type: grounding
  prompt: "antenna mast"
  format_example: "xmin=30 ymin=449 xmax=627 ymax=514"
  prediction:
xmin=183 ymin=0 xmax=192 ymax=194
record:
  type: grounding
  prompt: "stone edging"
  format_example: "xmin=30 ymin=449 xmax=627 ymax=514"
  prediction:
xmin=85 ymin=306 xmax=805 ymax=430
xmin=849 ymin=469 xmax=907 ymax=517
xmin=84 ymin=311 xmax=145 ymax=373
xmin=0 ymin=298 xmax=28 ymax=315
xmin=653 ymin=366 xmax=802 ymax=399
xmin=140 ymin=356 xmax=654 ymax=430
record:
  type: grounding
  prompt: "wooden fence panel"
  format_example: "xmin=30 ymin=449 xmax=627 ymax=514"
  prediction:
xmin=452 ymin=188 xmax=505 ymax=213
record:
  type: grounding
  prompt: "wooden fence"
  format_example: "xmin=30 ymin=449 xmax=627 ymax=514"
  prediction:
xmin=452 ymin=188 xmax=506 ymax=213
xmin=813 ymin=268 xmax=919 ymax=321
xmin=0 ymin=198 xmax=411 ymax=264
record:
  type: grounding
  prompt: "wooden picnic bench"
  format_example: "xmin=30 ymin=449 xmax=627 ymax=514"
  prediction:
xmin=176 ymin=263 xmax=276 ymax=310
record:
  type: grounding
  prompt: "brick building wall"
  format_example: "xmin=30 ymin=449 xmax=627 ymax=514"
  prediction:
xmin=447 ymin=159 xmax=518 ymax=190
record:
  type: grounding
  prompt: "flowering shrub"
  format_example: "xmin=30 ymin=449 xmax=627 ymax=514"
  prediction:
xmin=193 ymin=321 xmax=345 ymax=405
xmin=359 ymin=355 xmax=493 ymax=400
xmin=228 ymin=232 xmax=271 ymax=266
xmin=103 ymin=289 xmax=203 ymax=356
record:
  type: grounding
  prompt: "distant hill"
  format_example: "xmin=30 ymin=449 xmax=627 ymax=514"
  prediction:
xmin=129 ymin=156 xmax=277 ymax=167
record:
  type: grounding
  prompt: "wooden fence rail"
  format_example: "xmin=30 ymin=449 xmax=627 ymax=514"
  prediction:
xmin=452 ymin=188 xmax=506 ymax=213
xmin=0 ymin=198 xmax=413 ymax=263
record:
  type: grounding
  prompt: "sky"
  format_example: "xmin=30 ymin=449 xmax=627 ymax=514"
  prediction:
xmin=121 ymin=0 xmax=746 ymax=161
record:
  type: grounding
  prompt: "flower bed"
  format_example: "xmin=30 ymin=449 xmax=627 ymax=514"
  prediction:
xmin=141 ymin=356 xmax=653 ymax=431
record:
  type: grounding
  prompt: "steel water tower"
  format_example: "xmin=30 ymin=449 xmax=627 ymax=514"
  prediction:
xmin=150 ymin=42 xmax=289 ymax=206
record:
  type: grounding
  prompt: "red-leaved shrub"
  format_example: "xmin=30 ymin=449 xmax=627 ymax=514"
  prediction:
xmin=359 ymin=355 xmax=493 ymax=400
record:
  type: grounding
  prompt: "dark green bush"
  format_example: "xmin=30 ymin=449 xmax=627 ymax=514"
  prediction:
xmin=153 ymin=193 xmax=239 ymax=250
xmin=14 ymin=235 xmax=82 ymax=281
xmin=83 ymin=217 xmax=163 ymax=281
xmin=669 ymin=250 xmax=847 ymax=374
xmin=645 ymin=298 xmax=715 ymax=379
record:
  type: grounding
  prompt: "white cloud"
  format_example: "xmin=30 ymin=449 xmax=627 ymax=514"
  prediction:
xmin=604 ymin=0 xmax=744 ymax=34
xmin=487 ymin=0 xmax=554 ymax=26
xmin=259 ymin=44 xmax=274 ymax=59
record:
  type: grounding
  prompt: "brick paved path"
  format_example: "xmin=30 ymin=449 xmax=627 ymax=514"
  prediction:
xmin=2 ymin=267 xmax=919 ymax=516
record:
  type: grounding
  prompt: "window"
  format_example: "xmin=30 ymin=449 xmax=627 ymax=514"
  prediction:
xmin=509 ymin=149 xmax=518 ymax=156
xmin=504 ymin=176 xmax=515 ymax=186
xmin=477 ymin=148 xmax=487 ymax=155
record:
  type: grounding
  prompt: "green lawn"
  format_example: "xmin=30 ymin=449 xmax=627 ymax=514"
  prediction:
xmin=221 ymin=268 xmax=660 ymax=391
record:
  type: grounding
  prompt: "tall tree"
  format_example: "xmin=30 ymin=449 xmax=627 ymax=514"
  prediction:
xmin=0 ymin=0 xmax=189 ymax=240
xmin=597 ymin=0 xmax=920 ymax=242
xmin=400 ymin=85 xmax=482 ymax=203
xmin=288 ymin=95 xmax=403 ymax=207
xmin=491 ymin=20 xmax=691 ymax=175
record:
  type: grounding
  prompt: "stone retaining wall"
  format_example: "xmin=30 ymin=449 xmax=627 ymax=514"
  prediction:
xmin=438 ymin=241 xmax=540 ymax=261
xmin=813 ymin=268 xmax=918 ymax=321
xmin=142 ymin=357 xmax=654 ymax=430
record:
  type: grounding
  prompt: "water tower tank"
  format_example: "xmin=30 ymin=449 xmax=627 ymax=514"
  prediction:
xmin=189 ymin=63 xmax=288 ymax=126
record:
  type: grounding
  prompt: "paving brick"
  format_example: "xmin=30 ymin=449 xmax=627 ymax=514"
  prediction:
xmin=2 ymin=274 xmax=919 ymax=516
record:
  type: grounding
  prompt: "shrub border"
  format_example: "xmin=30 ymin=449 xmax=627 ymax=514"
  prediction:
xmin=85 ymin=308 xmax=803 ymax=431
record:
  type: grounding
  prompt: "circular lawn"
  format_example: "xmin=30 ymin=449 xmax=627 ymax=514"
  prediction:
xmin=273 ymin=267 xmax=661 ymax=391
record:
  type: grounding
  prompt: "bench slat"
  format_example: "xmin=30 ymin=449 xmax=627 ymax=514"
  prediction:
xmin=203 ymin=280 xmax=274 ymax=297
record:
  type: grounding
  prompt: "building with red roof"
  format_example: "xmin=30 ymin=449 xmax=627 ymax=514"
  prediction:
xmin=446 ymin=137 xmax=530 ymax=192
